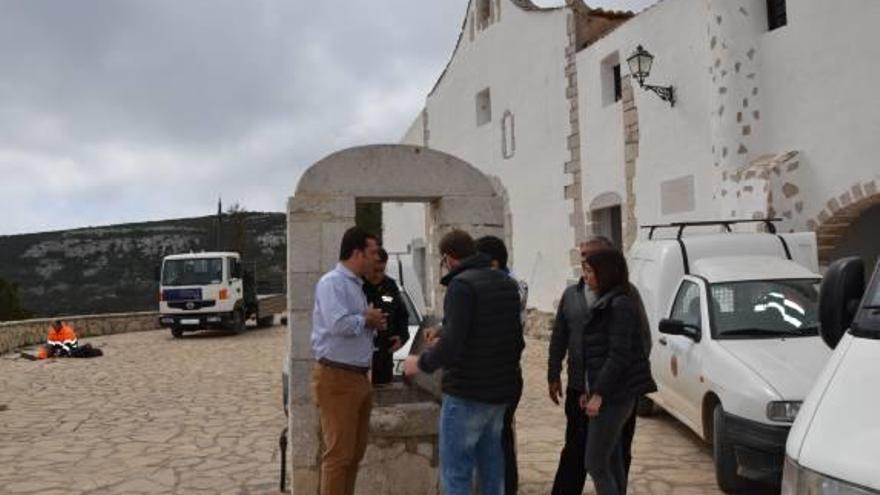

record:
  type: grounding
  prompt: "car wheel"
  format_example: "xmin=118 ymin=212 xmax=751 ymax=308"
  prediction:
xmin=171 ymin=326 xmax=184 ymax=339
xmin=713 ymin=404 xmax=749 ymax=493
xmin=636 ymin=396 xmax=655 ymax=417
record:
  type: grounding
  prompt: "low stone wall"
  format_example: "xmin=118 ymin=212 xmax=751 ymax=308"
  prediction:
xmin=0 ymin=312 xmax=160 ymax=356
xmin=357 ymin=383 xmax=440 ymax=495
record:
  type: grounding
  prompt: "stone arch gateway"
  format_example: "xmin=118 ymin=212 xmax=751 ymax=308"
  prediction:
xmin=286 ymin=144 xmax=507 ymax=494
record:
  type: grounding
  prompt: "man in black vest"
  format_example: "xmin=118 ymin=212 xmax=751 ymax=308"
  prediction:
xmin=404 ymin=229 xmax=524 ymax=495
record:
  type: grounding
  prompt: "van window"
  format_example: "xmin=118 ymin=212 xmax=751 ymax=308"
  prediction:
xmin=710 ymin=279 xmax=819 ymax=339
xmin=671 ymin=281 xmax=702 ymax=330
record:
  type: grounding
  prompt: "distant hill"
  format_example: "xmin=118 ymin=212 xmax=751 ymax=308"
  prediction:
xmin=0 ymin=212 xmax=286 ymax=318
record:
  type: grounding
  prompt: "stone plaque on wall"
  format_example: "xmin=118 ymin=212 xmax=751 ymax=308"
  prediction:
xmin=660 ymin=175 xmax=696 ymax=215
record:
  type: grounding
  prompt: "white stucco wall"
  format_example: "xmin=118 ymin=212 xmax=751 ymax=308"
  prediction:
xmin=577 ymin=0 xmax=717 ymax=228
xmin=758 ymin=0 xmax=880 ymax=231
xmin=423 ymin=1 xmax=574 ymax=310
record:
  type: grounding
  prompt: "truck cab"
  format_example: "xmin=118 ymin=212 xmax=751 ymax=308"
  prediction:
xmin=628 ymin=221 xmax=830 ymax=492
xmin=158 ymin=252 xmax=256 ymax=337
xmin=782 ymin=257 xmax=880 ymax=494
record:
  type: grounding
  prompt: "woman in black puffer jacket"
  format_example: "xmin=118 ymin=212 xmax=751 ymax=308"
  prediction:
xmin=579 ymin=249 xmax=657 ymax=495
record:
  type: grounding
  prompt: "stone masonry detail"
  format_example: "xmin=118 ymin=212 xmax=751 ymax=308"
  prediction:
xmin=563 ymin=5 xmax=588 ymax=277
xmin=621 ymin=75 xmax=640 ymax=250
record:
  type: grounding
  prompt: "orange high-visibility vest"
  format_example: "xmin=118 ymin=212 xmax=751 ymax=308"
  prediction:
xmin=46 ymin=324 xmax=78 ymax=352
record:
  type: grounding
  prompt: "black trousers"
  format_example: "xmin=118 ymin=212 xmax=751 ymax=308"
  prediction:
xmin=551 ymin=389 xmax=637 ymax=495
xmin=502 ymin=393 xmax=521 ymax=495
xmin=551 ymin=388 xmax=589 ymax=495
xmin=371 ymin=349 xmax=393 ymax=385
xmin=584 ymin=398 xmax=636 ymax=495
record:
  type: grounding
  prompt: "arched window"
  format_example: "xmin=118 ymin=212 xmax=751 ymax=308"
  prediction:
xmin=501 ymin=110 xmax=515 ymax=159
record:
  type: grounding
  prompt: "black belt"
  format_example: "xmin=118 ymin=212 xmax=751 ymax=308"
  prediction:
xmin=318 ymin=358 xmax=370 ymax=375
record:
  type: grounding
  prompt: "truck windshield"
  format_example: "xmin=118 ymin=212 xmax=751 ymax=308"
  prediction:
xmin=162 ymin=258 xmax=224 ymax=287
xmin=709 ymin=279 xmax=820 ymax=339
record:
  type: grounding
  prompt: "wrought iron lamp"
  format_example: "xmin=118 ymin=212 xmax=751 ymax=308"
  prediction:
xmin=626 ymin=45 xmax=675 ymax=107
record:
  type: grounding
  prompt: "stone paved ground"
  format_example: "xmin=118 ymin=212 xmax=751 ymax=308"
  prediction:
xmin=517 ymin=338 xmax=776 ymax=495
xmin=1 ymin=325 xmax=772 ymax=494
xmin=0 ymin=325 xmax=287 ymax=494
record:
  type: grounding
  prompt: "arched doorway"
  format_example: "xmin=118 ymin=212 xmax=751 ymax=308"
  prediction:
xmin=286 ymin=144 xmax=507 ymax=494
xmin=820 ymin=200 xmax=880 ymax=274
xmin=814 ymin=180 xmax=880 ymax=273
xmin=589 ymin=191 xmax=624 ymax=249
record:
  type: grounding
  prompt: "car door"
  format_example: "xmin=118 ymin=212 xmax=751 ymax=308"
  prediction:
xmin=658 ymin=277 xmax=707 ymax=430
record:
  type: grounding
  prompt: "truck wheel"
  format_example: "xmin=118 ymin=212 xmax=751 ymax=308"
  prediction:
xmin=713 ymin=404 xmax=748 ymax=493
xmin=231 ymin=310 xmax=246 ymax=334
xmin=258 ymin=315 xmax=274 ymax=328
xmin=171 ymin=326 xmax=184 ymax=339
xmin=636 ymin=396 xmax=656 ymax=417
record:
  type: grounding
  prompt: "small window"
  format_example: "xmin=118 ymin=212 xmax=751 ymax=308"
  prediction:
xmin=613 ymin=65 xmax=622 ymax=102
xmin=477 ymin=0 xmax=492 ymax=29
xmin=476 ymin=88 xmax=492 ymax=126
xmin=600 ymin=52 xmax=621 ymax=106
xmin=767 ymin=0 xmax=787 ymax=30
xmin=671 ymin=281 xmax=702 ymax=330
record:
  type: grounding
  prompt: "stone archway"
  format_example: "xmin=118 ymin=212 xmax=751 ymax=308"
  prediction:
xmin=286 ymin=144 xmax=507 ymax=494
xmin=811 ymin=179 xmax=880 ymax=268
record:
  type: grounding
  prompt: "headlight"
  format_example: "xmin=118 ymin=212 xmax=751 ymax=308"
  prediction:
xmin=783 ymin=456 xmax=877 ymax=494
xmin=767 ymin=401 xmax=802 ymax=422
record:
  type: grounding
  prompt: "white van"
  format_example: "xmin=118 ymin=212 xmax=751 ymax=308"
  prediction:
xmin=782 ymin=257 xmax=880 ymax=495
xmin=628 ymin=220 xmax=830 ymax=492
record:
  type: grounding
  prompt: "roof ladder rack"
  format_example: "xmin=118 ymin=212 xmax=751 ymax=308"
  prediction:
xmin=640 ymin=218 xmax=782 ymax=240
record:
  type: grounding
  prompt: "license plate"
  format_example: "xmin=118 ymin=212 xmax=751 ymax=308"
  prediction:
xmin=181 ymin=319 xmax=200 ymax=325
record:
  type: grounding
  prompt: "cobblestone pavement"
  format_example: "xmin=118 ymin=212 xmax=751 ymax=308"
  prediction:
xmin=1 ymin=325 xmax=772 ymax=494
xmin=517 ymin=337 xmax=775 ymax=495
xmin=0 ymin=325 xmax=287 ymax=494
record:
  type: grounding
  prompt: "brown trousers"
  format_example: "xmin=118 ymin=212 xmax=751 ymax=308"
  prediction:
xmin=312 ymin=363 xmax=373 ymax=495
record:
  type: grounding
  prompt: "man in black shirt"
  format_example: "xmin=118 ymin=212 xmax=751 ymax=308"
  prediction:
xmin=363 ymin=248 xmax=410 ymax=385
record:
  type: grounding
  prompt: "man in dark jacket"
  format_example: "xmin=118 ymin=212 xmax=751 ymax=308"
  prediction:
xmin=404 ymin=229 xmax=524 ymax=495
xmin=363 ymin=247 xmax=410 ymax=385
xmin=548 ymin=237 xmax=651 ymax=495
xmin=476 ymin=235 xmax=527 ymax=495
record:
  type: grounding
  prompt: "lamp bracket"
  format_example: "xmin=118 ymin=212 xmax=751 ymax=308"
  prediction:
xmin=641 ymin=83 xmax=675 ymax=107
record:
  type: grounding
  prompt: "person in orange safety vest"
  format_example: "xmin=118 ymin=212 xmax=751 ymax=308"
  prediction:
xmin=37 ymin=320 xmax=79 ymax=359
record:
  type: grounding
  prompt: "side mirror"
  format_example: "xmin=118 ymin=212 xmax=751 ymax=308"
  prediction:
xmin=819 ymin=256 xmax=865 ymax=349
xmin=659 ymin=318 xmax=701 ymax=341
xmin=153 ymin=265 xmax=161 ymax=282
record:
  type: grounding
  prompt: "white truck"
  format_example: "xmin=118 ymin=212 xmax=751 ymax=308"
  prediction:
xmin=158 ymin=251 xmax=277 ymax=337
xmin=628 ymin=220 xmax=830 ymax=492
xmin=782 ymin=256 xmax=880 ymax=495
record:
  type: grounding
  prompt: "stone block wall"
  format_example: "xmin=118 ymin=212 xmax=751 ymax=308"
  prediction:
xmin=0 ymin=312 xmax=160 ymax=356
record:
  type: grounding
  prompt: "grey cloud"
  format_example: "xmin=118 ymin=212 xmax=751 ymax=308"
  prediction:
xmin=0 ymin=0 xmax=655 ymax=235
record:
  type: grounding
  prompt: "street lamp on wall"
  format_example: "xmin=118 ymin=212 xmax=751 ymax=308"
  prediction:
xmin=627 ymin=45 xmax=676 ymax=107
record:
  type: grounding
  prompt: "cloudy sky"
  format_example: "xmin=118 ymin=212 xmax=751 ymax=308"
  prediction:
xmin=0 ymin=0 xmax=656 ymax=236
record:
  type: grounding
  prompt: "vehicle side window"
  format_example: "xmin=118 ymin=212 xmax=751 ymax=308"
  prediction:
xmin=671 ymin=281 xmax=702 ymax=330
xmin=229 ymin=259 xmax=242 ymax=280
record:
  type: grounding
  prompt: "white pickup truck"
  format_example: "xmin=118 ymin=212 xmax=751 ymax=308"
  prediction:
xmin=629 ymin=220 xmax=830 ymax=492
xmin=782 ymin=256 xmax=880 ymax=495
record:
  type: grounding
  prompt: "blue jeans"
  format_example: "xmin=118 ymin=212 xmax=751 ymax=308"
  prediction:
xmin=440 ymin=394 xmax=508 ymax=495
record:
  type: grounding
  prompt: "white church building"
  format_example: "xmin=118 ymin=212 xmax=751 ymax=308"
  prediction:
xmin=391 ymin=0 xmax=880 ymax=312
